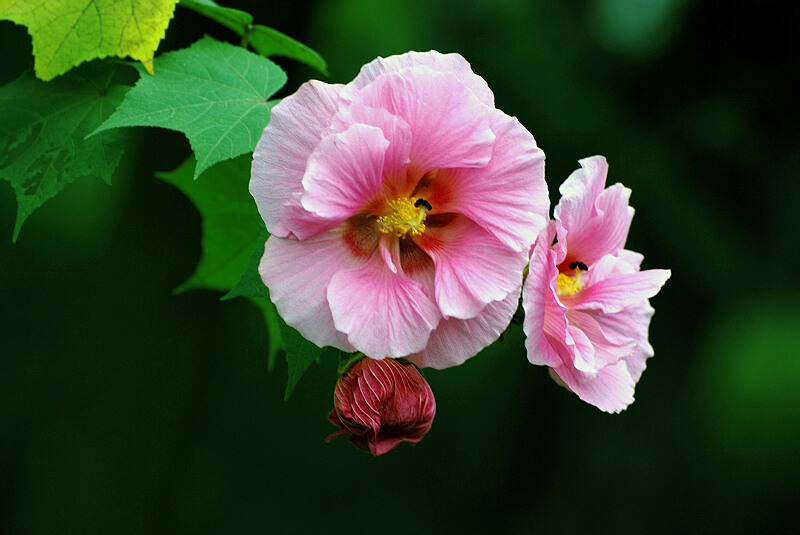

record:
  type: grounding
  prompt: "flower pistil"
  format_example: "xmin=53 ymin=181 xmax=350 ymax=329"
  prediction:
xmin=377 ymin=197 xmax=431 ymax=237
xmin=557 ymin=261 xmax=587 ymax=296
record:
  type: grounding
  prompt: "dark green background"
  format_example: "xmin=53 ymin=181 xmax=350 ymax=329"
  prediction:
xmin=2 ymin=0 xmax=798 ymax=533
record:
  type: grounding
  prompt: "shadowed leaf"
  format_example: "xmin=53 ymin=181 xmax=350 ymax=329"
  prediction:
xmin=155 ymin=155 xmax=263 ymax=293
xmin=0 ymin=62 xmax=131 ymax=241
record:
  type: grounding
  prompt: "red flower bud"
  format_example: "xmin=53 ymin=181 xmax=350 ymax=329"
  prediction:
xmin=326 ymin=357 xmax=436 ymax=455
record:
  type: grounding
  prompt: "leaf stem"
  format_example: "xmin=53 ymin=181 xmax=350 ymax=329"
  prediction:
xmin=240 ymin=24 xmax=253 ymax=48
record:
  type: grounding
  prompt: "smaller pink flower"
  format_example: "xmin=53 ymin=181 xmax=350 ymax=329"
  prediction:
xmin=522 ymin=156 xmax=671 ymax=413
xmin=326 ymin=357 xmax=435 ymax=455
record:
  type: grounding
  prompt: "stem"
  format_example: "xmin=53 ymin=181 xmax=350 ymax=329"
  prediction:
xmin=240 ymin=24 xmax=253 ymax=48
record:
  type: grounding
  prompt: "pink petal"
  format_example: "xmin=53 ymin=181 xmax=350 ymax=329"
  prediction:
xmin=617 ymin=249 xmax=644 ymax=269
xmin=566 ymin=310 xmax=637 ymax=369
xmin=301 ymin=124 xmax=389 ymax=220
xmin=329 ymin=103 xmax=413 ymax=192
xmin=551 ymin=359 xmax=637 ymax=414
xmin=327 ymin=251 xmax=441 ymax=358
xmin=250 ymin=80 xmax=343 ymax=238
xmin=348 ymin=50 xmax=495 ymax=106
xmin=589 ymin=302 xmax=656 ymax=384
xmin=568 ymin=268 xmax=671 ymax=314
xmin=415 ymin=215 xmax=527 ymax=320
xmin=554 ymin=156 xmax=634 ymax=265
xmin=354 ymin=67 xmax=496 ymax=172
xmin=407 ymin=286 xmax=520 ymax=369
xmin=434 ymin=111 xmax=548 ymax=252
xmin=522 ymin=224 xmax=565 ymax=368
xmin=260 ymin=231 xmax=362 ymax=351
xmin=566 ymin=323 xmax=596 ymax=373
xmin=554 ymin=155 xmax=609 ymax=231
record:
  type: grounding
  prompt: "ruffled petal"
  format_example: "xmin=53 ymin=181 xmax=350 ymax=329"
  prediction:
xmin=589 ymin=302 xmax=656 ymax=384
xmin=408 ymin=286 xmax=520 ymax=369
xmin=568 ymin=268 xmax=671 ymax=314
xmin=415 ymin=215 xmax=527 ymax=320
xmin=327 ymin=251 xmax=441 ymax=358
xmin=551 ymin=359 xmax=637 ymax=414
xmin=617 ymin=249 xmax=644 ymax=270
xmin=250 ymin=80 xmax=343 ymax=237
xmin=567 ymin=309 xmax=636 ymax=369
xmin=354 ymin=66 xmax=496 ymax=172
xmin=554 ymin=155 xmax=608 ymax=232
xmin=348 ymin=50 xmax=495 ymax=106
xmin=329 ymin=103 xmax=413 ymax=194
xmin=260 ymin=231 xmax=363 ymax=351
xmin=522 ymin=223 xmax=564 ymax=368
xmin=555 ymin=156 xmax=634 ymax=265
xmin=565 ymin=323 xmax=597 ymax=373
xmin=433 ymin=111 xmax=547 ymax=252
xmin=301 ymin=124 xmax=389 ymax=221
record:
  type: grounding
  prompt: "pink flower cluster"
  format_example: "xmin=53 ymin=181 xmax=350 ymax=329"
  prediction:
xmin=250 ymin=51 xmax=669 ymax=453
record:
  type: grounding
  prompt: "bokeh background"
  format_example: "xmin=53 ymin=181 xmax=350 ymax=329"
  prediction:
xmin=2 ymin=0 xmax=798 ymax=533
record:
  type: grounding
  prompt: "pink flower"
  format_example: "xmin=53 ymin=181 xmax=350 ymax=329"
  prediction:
xmin=251 ymin=51 xmax=548 ymax=368
xmin=326 ymin=357 xmax=436 ymax=455
xmin=522 ymin=156 xmax=671 ymax=413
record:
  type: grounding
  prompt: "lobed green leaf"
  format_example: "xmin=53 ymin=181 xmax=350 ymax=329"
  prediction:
xmin=0 ymin=0 xmax=179 ymax=80
xmin=155 ymin=154 xmax=263 ymax=293
xmin=96 ymin=35 xmax=286 ymax=178
xmin=0 ymin=62 xmax=131 ymax=241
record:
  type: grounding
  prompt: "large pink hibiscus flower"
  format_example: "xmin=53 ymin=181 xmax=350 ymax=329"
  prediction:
xmin=251 ymin=51 xmax=548 ymax=368
xmin=522 ymin=156 xmax=670 ymax=412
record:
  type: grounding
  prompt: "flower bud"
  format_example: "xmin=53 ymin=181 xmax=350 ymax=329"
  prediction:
xmin=326 ymin=357 xmax=436 ymax=455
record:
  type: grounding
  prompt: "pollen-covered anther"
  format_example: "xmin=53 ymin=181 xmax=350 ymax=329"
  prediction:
xmin=377 ymin=197 xmax=430 ymax=237
xmin=557 ymin=262 xmax=587 ymax=296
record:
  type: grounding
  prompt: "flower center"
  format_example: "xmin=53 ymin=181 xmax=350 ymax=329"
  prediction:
xmin=557 ymin=261 xmax=588 ymax=296
xmin=376 ymin=197 xmax=430 ymax=238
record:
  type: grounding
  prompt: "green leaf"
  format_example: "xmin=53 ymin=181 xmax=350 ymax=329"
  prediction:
xmin=250 ymin=297 xmax=282 ymax=372
xmin=0 ymin=0 xmax=179 ymax=80
xmin=179 ymin=0 xmax=328 ymax=75
xmin=179 ymin=0 xmax=252 ymax=35
xmin=96 ymin=35 xmax=286 ymax=178
xmin=219 ymin=226 xmax=284 ymax=371
xmin=279 ymin=318 xmax=322 ymax=400
xmin=249 ymin=25 xmax=328 ymax=76
xmin=155 ymin=154 xmax=263 ymax=292
xmin=222 ymin=227 xmax=269 ymax=301
xmin=0 ymin=62 xmax=131 ymax=241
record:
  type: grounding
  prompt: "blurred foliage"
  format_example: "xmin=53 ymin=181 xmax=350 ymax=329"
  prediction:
xmin=1 ymin=0 xmax=798 ymax=533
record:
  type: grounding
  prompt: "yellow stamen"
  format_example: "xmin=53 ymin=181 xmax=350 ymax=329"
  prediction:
xmin=557 ymin=269 xmax=583 ymax=296
xmin=376 ymin=197 xmax=428 ymax=238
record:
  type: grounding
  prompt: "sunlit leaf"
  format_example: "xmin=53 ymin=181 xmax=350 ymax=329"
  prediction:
xmin=0 ymin=62 xmax=130 ymax=241
xmin=96 ymin=36 xmax=286 ymax=178
xmin=0 ymin=0 xmax=179 ymax=80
